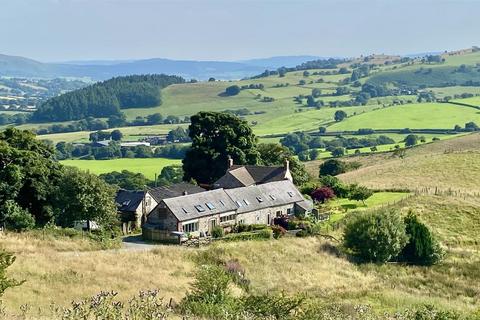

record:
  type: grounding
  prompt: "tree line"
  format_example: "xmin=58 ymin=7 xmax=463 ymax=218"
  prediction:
xmin=0 ymin=128 xmax=117 ymax=231
xmin=32 ymin=74 xmax=185 ymax=122
xmin=34 ymin=112 xmax=188 ymax=136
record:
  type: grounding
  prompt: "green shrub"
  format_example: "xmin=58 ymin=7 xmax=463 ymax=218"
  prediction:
xmin=319 ymin=159 xmax=346 ymax=176
xmin=258 ymin=228 xmax=273 ymax=239
xmin=211 ymin=226 xmax=224 ymax=239
xmin=343 ymin=209 xmax=408 ymax=263
xmin=233 ymin=223 xmax=268 ymax=233
xmin=223 ymin=230 xmax=272 ymax=242
xmin=3 ymin=200 xmax=35 ymax=231
xmin=0 ymin=250 xmax=24 ymax=298
xmin=296 ymin=230 xmax=309 ymax=237
xmin=400 ymin=212 xmax=444 ymax=265
xmin=180 ymin=264 xmax=239 ymax=317
xmin=242 ymin=293 xmax=305 ymax=319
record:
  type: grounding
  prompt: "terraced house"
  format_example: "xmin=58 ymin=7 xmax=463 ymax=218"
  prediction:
xmin=143 ymin=161 xmax=312 ymax=242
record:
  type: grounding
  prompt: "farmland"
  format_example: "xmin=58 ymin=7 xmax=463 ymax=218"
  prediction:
xmin=60 ymin=158 xmax=181 ymax=179
xmin=328 ymin=102 xmax=480 ymax=131
xmin=337 ymin=133 xmax=480 ymax=194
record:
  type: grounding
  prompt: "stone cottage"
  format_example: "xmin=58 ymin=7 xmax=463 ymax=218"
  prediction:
xmin=142 ymin=179 xmax=312 ymax=242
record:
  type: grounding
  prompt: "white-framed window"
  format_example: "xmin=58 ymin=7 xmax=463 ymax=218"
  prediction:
xmin=287 ymin=208 xmax=292 ymax=215
xmin=183 ymin=222 xmax=199 ymax=233
xmin=220 ymin=214 xmax=236 ymax=223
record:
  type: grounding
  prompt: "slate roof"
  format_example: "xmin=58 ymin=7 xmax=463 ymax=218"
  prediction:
xmin=115 ymin=190 xmax=144 ymax=212
xmin=162 ymin=180 xmax=308 ymax=221
xmin=215 ymin=165 xmax=288 ymax=189
xmin=224 ymin=180 xmax=304 ymax=214
xmin=148 ymin=182 xmax=206 ymax=203
xmin=163 ymin=188 xmax=238 ymax=221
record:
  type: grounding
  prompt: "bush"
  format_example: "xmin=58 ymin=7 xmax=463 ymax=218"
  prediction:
xmin=347 ymin=184 xmax=373 ymax=204
xmin=399 ymin=212 xmax=443 ymax=265
xmin=295 ymin=230 xmax=309 ymax=237
xmin=233 ymin=223 xmax=267 ymax=233
xmin=319 ymin=175 xmax=350 ymax=198
xmin=3 ymin=200 xmax=35 ymax=231
xmin=343 ymin=209 xmax=408 ymax=263
xmin=271 ymin=225 xmax=287 ymax=239
xmin=225 ymin=85 xmax=241 ymax=96
xmin=211 ymin=226 xmax=224 ymax=239
xmin=319 ymin=159 xmax=347 ymax=176
xmin=223 ymin=230 xmax=272 ymax=242
xmin=311 ymin=186 xmax=335 ymax=203
xmin=0 ymin=250 xmax=24 ymax=298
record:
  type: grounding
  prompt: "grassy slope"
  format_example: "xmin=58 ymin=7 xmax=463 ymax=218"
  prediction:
xmin=336 ymin=133 xmax=480 ymax=194
xmin=60 ymin=158 xmax=181 ymax=179
xmin=328 ymin=102 xmax=480 ymax=130
xmin=37 ymin=123 xmax=188 ymax=144
xmin=3 ymin=194 xmax=479 ymax=317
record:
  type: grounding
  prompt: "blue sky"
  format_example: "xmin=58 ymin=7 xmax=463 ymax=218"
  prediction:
xmin=1 ymin=0 xmax=479 ymax=62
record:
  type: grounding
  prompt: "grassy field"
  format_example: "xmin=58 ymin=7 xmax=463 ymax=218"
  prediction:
xmin=37 ymin=123 xmax=188 ymax=144
xmin=430 ymin=86 xmax=480 ymax=98
xmin=452 ymin=96 xmax=480 ymax=107
xmin=336 ymin=133 xmax=480 ymax=194
xmin=60 ymin=158 xmax=181 ymax=179
xmin=2 ymin=193 xmax=479 ymax=318
xmin=329 ymin=192 xmax=410 ymax=211
xmin=328 ymin=102 xmax=480 ymax=131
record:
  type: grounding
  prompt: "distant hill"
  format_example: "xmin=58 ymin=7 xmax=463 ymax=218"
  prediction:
xmin=32 ymin=74 xmax=185 ymax=122
xmin=240 ymin=56 xmax=325 ymax=69
xmin=0 ymin=54 xmax=332 ymax=81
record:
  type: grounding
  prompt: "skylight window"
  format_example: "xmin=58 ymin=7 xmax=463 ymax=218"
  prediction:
xmin=205 ymin=202 xmax=216 ymax=210
xmin=269 ymin=195 xmax=276 ymax=201
xmin=219 ymin=200 xmax=226 ymax=206
xmin=256 ymin=196 xmax=263 ymax=203
xmin=243 ymin=199 xmax=250 ymax=206
xmin=287 ymin=191 xmax=294 ymax=197
xmin=182 ymin=207 xmax=188 ymax=214
xmin=194 ymin=205 xmax=206 ymax=212
xmin=235 ymin=200 xmax=242 ymax=207
xmin=122 ymin=200 xmax=131 ymax=206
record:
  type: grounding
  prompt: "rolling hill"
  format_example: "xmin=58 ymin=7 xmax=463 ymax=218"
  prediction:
xmin=0 ymin=54 xmax=327 ymax=80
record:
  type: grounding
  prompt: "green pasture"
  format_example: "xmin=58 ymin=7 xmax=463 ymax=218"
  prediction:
xmin=328 ymin=192 xmax=410 ymax=211
xmin=442 ymin=50 xmax=480 ymax=66
xmin=328 ymin=102 xmax=480 ymax=131
xmin=430 ymin=86 xmax=480 ymax=98
xmin=451 ymin=96 xmax=480 ymax=107
xmin=60 ymin=158 xmax=181 ymax=180
xmin=38 ymin=123 xmax=188 ymax=144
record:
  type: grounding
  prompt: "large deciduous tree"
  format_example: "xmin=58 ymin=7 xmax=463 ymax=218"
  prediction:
xmin=55 ymin=167 xmax=117 ymax=230
xmin=183 ymin=112 xmax=260 ymax=184
xmin=0 ymin=128 xmax=62 ymax=226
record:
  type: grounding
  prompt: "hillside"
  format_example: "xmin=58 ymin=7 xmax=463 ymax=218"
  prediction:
xmin=0 ymin=53 xmax=327 ymax=80
xmin=32 ymin=74 xmax=185 ymax=121
xmin=2 ymin=192 xmax=480 ymax=317
xmin=335 ymin=133 xmax=480 ymax=194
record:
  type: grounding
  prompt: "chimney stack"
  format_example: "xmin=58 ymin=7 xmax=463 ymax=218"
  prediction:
xmin=284 ymin=159 xmax=290 ymax=171
xmin=227 ymin=155 xmax=234 ymax=168
xmin=183 ymin=190 xmax=188 ymax=196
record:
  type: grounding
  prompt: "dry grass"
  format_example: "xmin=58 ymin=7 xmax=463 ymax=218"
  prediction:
xmin=327 ymin=133 xmax=480 ymax=194
xmin=2 ymin=192 xmax=480 ymax=317
xmin=2 ymin=243 xmax=196 ymax=318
